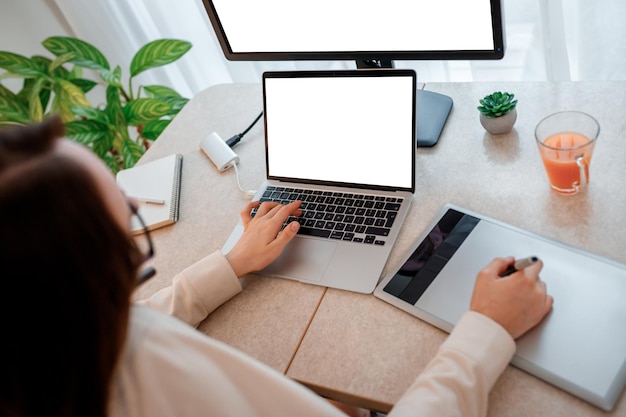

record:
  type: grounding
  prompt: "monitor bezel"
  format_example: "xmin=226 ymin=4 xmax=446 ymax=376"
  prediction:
xmin=200 ymin=0 xmax=506 ymax=62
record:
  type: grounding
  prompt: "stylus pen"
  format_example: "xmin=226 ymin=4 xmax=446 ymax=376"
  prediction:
xmin=499 ymin=256 xmax=539 ymax=277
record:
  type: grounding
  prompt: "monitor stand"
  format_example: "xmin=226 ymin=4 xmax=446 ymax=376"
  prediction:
xmin=356 ymin=60 xmax=453 ymax=147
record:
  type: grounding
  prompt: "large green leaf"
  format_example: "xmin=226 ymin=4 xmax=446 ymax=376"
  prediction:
xmin=105 ymin=84 xmax=128 ymax=134
xmin=18 ymin=77 xmax=52 ymax=113
xmin=92 ymin=129 xmax=117 ymax=158
xmin=49 ymin=52 xmax=76 ymax=73
xmin=27 ymin=78 xmax=47 ymax=121
xmin=69 ymin=65 xmax=83 ymax=79
xmin=99 ymin=65 xmax=122 ymax=87
xmin=143 ymin=85 xmax=181 ymax=98
xmin=0 ymin=84 xmax=19 ymax=99
xmin=97 ymin=152 xmax=121 ymax=174
xmin=141 ymin=119 xmax=171 ymax=140
xmin=71 ymin=105 xmax=108 ymax=123
xmin=43 ymin=36 xmax=110 ymax=71
xmin=142 ymin=85 xmax=187 ymax=116
xmin=0 ymin=52 xmax=43 ymax=76
xmin=161 ymin=96 xmax=188 ymax=115
xmin=104 ymin=85 xmax=134 ymax=166
xmin=32 ymin=56 xmax=60 ymax=78
xmin=123 ymin=98 xmax=171 ymax=125
xmin=0 ymin=92 xmax=30 ymax=123
xmin=16 ymin=79 xmax=35 ymax=106
xmin=130 ymin=39 xmax=191 ymax=77
xmin=29 ymin=99 xmax=43 ymax=122
xmin=65 ymin=119 xmax=112 ymax=147
xmin=58 ymin=78 xmax=90 ymax=107
xmin=120 ymin=138 xmax=145 ymax=169
xmin=51 ymin=79 xmax=91 ymax=122
xmin=70 ymin=78 xmax=98 ymax=94
xmin=39 ymin=88 xmax=51 ymax=113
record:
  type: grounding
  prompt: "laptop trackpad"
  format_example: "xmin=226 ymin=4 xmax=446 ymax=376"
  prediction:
xmin=261 ymin=238 xmax=337 ymax=282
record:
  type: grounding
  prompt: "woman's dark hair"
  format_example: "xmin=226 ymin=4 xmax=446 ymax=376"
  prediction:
xmin=0 ymin=117 xmax=144 ymax=417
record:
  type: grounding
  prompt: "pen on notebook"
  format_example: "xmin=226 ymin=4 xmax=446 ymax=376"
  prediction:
xmin=499 ymin=256 xmax=539 ymax=277
xmin=132 ymin=196 xmax=165 ymax=205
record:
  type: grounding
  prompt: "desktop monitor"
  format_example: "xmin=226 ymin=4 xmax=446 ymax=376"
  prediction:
xmin=200 ymin=0 xmax=506 ymax=146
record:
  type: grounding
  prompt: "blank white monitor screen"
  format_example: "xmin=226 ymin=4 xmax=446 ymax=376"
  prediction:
xmin=204 ymin=0 xmax=504 ymax=60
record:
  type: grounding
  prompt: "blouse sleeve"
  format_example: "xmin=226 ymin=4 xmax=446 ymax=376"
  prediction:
xmin=388 ymin=311 xmax=516 ymax=417
xmin=138 ymin=250 xmax=242 ymax=328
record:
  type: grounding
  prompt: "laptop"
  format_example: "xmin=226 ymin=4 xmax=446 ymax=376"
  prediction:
xmin=222 ymin=69 xmax=417 ymax=294
xmin=374 ymin=203 xmax=626 ymax=411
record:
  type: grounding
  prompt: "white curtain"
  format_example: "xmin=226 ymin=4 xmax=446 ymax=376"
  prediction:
xmin=51 ymin=0 xmax=626 ymax=98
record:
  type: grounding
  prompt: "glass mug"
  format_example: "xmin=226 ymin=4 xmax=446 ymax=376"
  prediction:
xmin=535 ymin=111 xmax=600 ymax=195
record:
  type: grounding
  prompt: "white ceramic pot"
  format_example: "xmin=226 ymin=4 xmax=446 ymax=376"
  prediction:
xmin=479 ymin=108 xmax=517 ymax=134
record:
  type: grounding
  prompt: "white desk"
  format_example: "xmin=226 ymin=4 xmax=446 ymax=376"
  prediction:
xmin=134 ymin=81 xmax=626 ymax=416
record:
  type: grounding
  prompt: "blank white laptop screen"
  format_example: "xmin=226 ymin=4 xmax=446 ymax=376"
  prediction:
xmin=264 ymin=75 xmax=414 ymax=189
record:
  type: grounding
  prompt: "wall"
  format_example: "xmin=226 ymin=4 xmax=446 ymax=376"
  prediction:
xmin=0 ymin=1 xmax=70 ymax=91
xmin=0 ymin=1 xmax=68 ymax=56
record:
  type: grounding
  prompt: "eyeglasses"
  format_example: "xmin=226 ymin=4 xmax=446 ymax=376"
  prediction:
xmin=128 ymin=201 xmax=156 ymax=284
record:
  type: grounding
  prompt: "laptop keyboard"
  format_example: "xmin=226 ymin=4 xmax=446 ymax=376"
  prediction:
xmin=251 ymin=185 xmax=403 ymax=245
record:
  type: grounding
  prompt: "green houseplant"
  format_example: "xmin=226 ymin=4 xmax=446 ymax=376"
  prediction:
xmin=477 ymin=91 xmax=518 ymax=135
xmin=0 ymin=36 xmax=192 ymax=173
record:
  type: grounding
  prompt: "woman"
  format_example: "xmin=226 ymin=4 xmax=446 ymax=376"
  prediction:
xmin=0 ymin=117 xmax=552 ymax=417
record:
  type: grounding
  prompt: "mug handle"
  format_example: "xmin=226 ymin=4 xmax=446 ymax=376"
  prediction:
xmin=575 ymin=155 xmax=588 ymax=191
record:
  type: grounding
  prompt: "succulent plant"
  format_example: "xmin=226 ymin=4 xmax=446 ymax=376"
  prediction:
xmin=477 ymin=91 xmax=518 ymax=118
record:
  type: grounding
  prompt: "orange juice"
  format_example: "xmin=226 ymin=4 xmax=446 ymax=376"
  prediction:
xmin=538 ymin=132 xmax=595 ymax=193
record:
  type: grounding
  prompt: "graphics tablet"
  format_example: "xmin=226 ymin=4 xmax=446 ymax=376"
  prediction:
xmin=374 ymin=203 xmax=626 ymax=411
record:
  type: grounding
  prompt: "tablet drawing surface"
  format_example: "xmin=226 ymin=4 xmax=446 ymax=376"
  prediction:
xmin=374 ymin=203 xmax=626 ymax=411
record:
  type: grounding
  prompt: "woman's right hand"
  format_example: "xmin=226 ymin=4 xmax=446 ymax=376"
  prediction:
xmin=469 ymin=257 xmax=554 ymax=339
xmin=225 ymin=200 xmax=302 ymax=277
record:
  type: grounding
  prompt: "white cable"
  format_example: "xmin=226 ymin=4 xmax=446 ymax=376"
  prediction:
xmin=232 ymin=162 xmax=257 ymax=196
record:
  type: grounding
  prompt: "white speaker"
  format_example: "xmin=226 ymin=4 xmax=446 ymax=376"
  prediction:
xmin=200 ymin=132 xmax=240 ymax=171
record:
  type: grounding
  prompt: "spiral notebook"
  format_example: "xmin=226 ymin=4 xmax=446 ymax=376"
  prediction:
xmin=116 ymin=153 xmax=183 ymax=235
